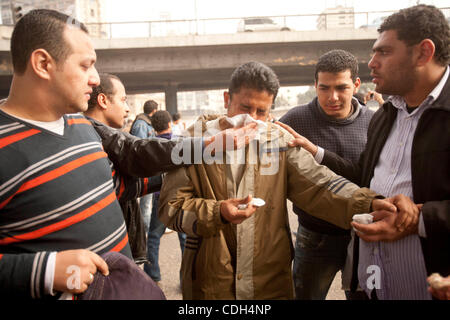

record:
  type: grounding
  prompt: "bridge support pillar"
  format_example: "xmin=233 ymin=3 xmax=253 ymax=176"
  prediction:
xmin=165 ymin=83 xmax=178 ymax=115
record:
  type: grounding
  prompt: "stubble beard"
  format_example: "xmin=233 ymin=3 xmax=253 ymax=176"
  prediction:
xmin=376 ymin=54 xmax=417 ymax=97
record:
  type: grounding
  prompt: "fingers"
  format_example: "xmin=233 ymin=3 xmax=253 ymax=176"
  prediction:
xmin=428 ymin=285 xmax=450 ymax=300
xmin=352 ymin=210 xmax=396 ymax=241
xmin=87 ymin=251 xmax=109 ymax=276
xmin=352 ymin=220 xmax=383 ymax=236
xmin=275 ymin=121 xmax=300 ymax=138
xmin=390 ymin=194 xmax=419 ymax=231
xmin=235 ymin=123 xmax=257 ymax=139
xmin=229 ymin=123 xmax=258 ymax=150
xmin=287 ymin=138 xmax=304 ymax=148
xmin=237 ymin=194 xmax=252 ymax=205
xmin=54 ymin=249 xmax=109 ymax=294
xmin=370 ymin=210 xmax=392 ymax=222
xmin=358 ymin=196 xmax=421 ymax=242
xmin=372 ymin=198 xmax=397 ymax=213
xmin=353 ymin=207 xmax=417 ymax=242
xmin=220 ymin=197 xmax=257 ymax=224
xmin=235 ymin=195 xmax=256 ymax=219
xmin=87 ymin=272 xmax=94 ymax=284
xmin=240 ymin=122 xmax=257 ymax=130
xmin=352 ymin=221 xmax=389 ymax=242
xmin=392 ymin=194 xmax=410 ymax=222
xmin=364 ymin=91 xmax=373 ymax=101
xmin=231 ymin=206 xmax=256 ymax=224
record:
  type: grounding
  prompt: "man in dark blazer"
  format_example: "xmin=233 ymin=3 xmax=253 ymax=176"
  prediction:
xmin=279 ymin=4 xmax=449 ymax=299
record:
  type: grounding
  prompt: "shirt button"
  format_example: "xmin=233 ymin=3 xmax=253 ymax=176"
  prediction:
xmin=373 ymin=247 xmax=379 ymax=255
xmin=237 ymin=274 xmax=243 ymax=280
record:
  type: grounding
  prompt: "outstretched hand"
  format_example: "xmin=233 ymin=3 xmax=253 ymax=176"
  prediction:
xmin=275 ymin=121 xmax=318 ymax=156
xmin=371 ymin=198 xmax=397 ymax=213
xmin=352 ymin=195 xmax=421 ymax=242
xmin=364 ymin=90 xmax=384 ymax=106
xmin=205 ymin=122 xmax=258 ymax=153
xmin=352 ymin=210 xmax=402 ymax=242
xmin=390 ymin=194 xmax=421 ymax=232
xmin=220 ymin=195 xmax=257 ymax=224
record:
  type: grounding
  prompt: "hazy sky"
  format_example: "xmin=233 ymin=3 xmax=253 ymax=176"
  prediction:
xmin=104 ymin=0 xmax=449 ymax=22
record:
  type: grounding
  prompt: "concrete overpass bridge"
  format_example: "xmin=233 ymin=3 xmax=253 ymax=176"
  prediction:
xmin=0 ymin=29 xmax=379 ymax=114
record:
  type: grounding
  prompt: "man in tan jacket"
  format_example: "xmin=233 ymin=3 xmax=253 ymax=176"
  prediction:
xmin=158 ymin=61 xmax=396 ymax=300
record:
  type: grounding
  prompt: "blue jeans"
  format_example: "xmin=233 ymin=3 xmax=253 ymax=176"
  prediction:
xmin=293 ymin=224 xmax=351 ymax=300
xmin=139 ymin=194 xmax=152 ymax=235
xmin=144 ymin=193 xmax=186 ymax=282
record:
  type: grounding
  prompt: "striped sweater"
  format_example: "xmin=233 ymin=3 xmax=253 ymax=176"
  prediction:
xmin=0 ymin=111 xmax=151 ymax=298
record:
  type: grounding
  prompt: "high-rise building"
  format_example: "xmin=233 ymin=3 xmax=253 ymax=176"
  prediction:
xmin=1 ymin=0 xmax=106 ymax=37
xmin=317 ymin=6 xmax=355 ymax=30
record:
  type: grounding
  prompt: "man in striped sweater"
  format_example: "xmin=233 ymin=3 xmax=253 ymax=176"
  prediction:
xmin=0 ymin=9 xmax=137 ymax=299
xmin=0 ymin=9 xmax=258 ymax=299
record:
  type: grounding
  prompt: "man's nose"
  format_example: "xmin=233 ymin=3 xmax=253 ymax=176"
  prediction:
xmin=368 ymin=55 xmax=377 ymax=70
xmin=329 ymin=90 xmax=339 ymax=102
xmin=90 ymin=67 xmax=100 ymax=87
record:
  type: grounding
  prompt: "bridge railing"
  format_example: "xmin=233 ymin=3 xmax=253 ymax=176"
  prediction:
xmin=82 ymin=7 xmax=450 ymax=39
xmin=1 ymin=7 xmax=449 ymax=40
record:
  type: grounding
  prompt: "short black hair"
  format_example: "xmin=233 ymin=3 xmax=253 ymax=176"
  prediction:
xmin=379 ymin=5 xmax=450 ymax=66
xmin=11 ymin=9 xmax=88 ymax=75
xmin=151 ymin=110 xmax=172 ymax=133
xmin=172 ymin=112 xmax=181 ymax=122
xmin=143 ymin=100 xmax=158 ymax=114
xmin=88 ymin=73 xmax=122 ymax=110
xmin=315 ymin=50 xmax=359 ymax=82
xmin=228 ymin=61 xmax=280 ymax=102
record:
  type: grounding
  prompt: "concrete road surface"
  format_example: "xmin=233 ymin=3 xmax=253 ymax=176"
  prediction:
xmin=156 ymin=201 xmax=346 ymax=300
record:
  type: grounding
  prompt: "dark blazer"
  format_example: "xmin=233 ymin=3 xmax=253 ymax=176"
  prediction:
xmin=322 ymin=71 xmax=450 ymax=280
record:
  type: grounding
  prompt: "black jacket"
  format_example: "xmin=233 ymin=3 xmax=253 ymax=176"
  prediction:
xmin=89 ymin=118 xmax=171 ymax=261
xmin=322 ymin=73 xmax=450 ymax=279
xmin=90 ymin=119 xmax=184 ymax=177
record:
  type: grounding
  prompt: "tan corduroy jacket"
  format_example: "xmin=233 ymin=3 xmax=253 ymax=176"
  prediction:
xmin=159 ymin=115 xmax=379 ymax=300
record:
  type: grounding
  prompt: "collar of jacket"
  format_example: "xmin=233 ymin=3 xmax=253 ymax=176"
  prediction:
xmin=85 ymin=115 xmax=106 ymax=128
xmin=134 ymin=113 xmax=153 ymax=125
xmin=313 ymin=96 xmax=363 ymax=125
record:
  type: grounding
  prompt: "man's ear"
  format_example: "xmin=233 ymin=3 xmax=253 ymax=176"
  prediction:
xmin=29 ymin=49 xmax=54 ymax=80
xmin=224 ymin=91 xmax=230 ymax=109
xmin=415 ymin=39 xmax=435 ymax=66
xmin=353 ymin=77 xmax=361 ymax=94
xmin=97 ymin=93 xmax=108 ymax=110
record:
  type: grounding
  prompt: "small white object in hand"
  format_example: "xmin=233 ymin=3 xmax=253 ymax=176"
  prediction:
xmin=237 ymin=198 xmax=266 ymax=210
xmin=352 ymin=213 xmax=373 ymax=224
xmin=352 ymin=213 xmax=373 ymax=233
xmin=252 ymin=198 xmax=265 ymax=207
